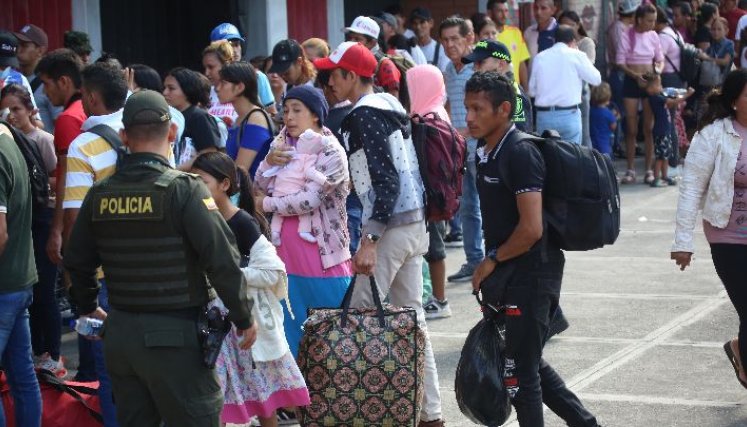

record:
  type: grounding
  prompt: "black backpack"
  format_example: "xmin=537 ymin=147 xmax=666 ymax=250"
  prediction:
xmin=500 ymin=130 xmax=621 ymax=251
xmin=88 ymin=124 xmax=127 ymax=167
xmin=663 ymin=32 xmax=701 ymax=86
xmin=1 ymin=121 xmax=49 ymax=212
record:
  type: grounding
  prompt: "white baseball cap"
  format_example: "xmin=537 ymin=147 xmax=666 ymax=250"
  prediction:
xmin=345 ymin=16 xmax=380 ymax=39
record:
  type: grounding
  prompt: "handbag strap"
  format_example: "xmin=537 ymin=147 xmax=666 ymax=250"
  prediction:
xmin=340 ymin=275 xmax=386 ymax=328
xmin=36 ymin=369 xmax=104 ymax=424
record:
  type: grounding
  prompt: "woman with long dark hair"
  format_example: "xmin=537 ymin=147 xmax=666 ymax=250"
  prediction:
xmin=694 ymin=2 xmax=718 ymax=50
xmin=216 ymin=62 xmax=273 ymax=178
xmin=617 ymin=4 xmax=664 ymax=185
xmin=192 ymin=151 xmax=309 ymax=426
xmin=673 ymin=69 xmax=747 ymax=390
xmin=163 ymin=67 xmax=221 ymax=168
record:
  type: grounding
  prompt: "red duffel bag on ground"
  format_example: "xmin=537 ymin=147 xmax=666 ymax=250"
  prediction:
xmin=1 ymin=369 xmax=103 ymax=427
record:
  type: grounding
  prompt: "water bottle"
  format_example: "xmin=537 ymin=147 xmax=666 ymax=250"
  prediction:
xmin=71 ymin=318 xmax=104 ymax=337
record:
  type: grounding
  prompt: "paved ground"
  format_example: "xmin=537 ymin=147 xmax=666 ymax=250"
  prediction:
xmin=431 ymin=167 xmax=747 ymax=426
xmin=59 ymin=163 xmax=747 ymax=426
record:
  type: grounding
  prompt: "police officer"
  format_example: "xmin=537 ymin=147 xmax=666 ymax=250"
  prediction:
xmin=461 ymin=39 xmax=534 ymax=132
xmin=64 ymin=90 xmax=257 ymax=427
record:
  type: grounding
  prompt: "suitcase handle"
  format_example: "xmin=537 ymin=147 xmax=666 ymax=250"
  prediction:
xmin=340 ymin=275 xmax=386 ymax=328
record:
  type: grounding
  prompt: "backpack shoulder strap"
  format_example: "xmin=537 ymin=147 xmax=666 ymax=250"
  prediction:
xmin=432 ymin=41 xmax=442 ymax=65
xmin=88 ymin=124 xmax=123 ymax=151
xmin=29 ymin=75 xmax=43 ymax=94
xmin=0 ymin=120 xmax=45 ymax=165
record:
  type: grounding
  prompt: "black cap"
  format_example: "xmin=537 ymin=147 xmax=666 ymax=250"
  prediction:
xmin=123 ymin=90 xmax=171 ymax=128
xmin=410 ymin=7 xmax=432 ymax=22
xmin=268 ymin=39 xmax=303 ymax=74
xmin=0 ymin=32 xmax=19 ymax=68
xmin=462 ymin=39 xmax=512 ymax=64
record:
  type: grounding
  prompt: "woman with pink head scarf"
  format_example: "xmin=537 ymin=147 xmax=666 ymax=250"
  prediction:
xmin=406 ymin=64 xmax=451 ymax=123
xmin=406 ymin=63 xmax=456 ymax=321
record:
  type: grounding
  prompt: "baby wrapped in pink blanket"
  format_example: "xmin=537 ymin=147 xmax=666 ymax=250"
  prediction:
xmin=262 ymin=129 xmax=329 ymax=246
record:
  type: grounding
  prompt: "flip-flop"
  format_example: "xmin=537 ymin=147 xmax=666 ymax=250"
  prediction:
xmin=723 ymin=341 xmax=747 ymax=390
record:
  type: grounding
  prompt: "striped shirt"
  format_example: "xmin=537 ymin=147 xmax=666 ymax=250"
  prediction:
xmin=64 ymin=110 xmax=123 ymax=209
xmin=444 ymin=62 xmax=474 ymax=129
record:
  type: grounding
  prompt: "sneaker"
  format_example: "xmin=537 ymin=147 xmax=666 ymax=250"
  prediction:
xmin=36 ymin=353 xmax=67 ymax=378
xmin=424 ymin=297 xmax=452 ymax=319
xmin=447 ymin=263 xmax=476 ymax=282
xmin=663 ymin=176 xmax=677 ymax=186
xmin=443 ymin=232 xmax=463 ymax=248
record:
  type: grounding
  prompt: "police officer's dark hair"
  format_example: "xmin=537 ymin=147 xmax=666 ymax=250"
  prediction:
xmin=166 ymin=67 xmax=211 ymax=108
xmin=192 ymin=152 xmax=270 ymax=237
xmin=465 ymin=71 xmax=516 ymax=115
xmin=219 ymin=62 xmax=261 ymax=108
xmin=130 ymin=64 xmax=164 ymax=93
xmin=125 ymin=120 xmax=171 ymax=142
xmin=439 ymin=17 xmax=469 ymax=38
xmin=35 ymin=48 xmax=84 ymax=89
xmin=81 ymin=62 xmax=128 ymax=112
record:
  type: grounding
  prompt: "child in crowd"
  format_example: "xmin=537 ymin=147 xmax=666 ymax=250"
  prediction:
xmin=589 ymin=82 xmax=618 ymax=158
xmin=260 ymin=129 xmax=330 ymax=246
xmin=646 ymin=74 xmax=694 ymax=187
xmin=191 ymin=152 xmax=310 ymax=426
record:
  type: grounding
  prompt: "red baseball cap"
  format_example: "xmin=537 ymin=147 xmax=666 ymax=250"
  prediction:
xmin=313 ymin=42 xmax=377 ymax=79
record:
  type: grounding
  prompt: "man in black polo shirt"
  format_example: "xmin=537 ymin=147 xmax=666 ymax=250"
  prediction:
xmin=465 ymin=72 xmax=599 ymax=427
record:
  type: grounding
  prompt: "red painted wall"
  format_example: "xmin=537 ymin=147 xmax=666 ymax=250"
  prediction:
xmin=1 ymin=0 xmax=73 ymax=50
xmin=287 ymin=0 xmax=328 ymax=42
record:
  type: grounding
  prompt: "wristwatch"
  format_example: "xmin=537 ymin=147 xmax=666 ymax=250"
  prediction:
xmin=364 ymin=233 xmax=381 ymax=243
xmin=486 ymin=248 xmax=500 ymax=264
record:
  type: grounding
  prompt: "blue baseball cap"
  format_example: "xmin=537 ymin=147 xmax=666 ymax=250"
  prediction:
xmin=210 ymin=23 xmax=245 ymax=42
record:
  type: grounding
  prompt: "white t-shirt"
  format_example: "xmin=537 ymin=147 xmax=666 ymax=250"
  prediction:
xmin=410 ymin=45 xmax=428 ymax=65
xmin=418 ymin=38 xmax=450 ymax=72
xmin=736 ymin=14 xmax=747 ymax=41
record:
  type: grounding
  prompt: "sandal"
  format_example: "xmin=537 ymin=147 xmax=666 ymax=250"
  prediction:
xmin=620 ymin=169 xmax=636 ymax=184
xmin=644 ymin=170 xmax=655 ymax=184
xmin=723 ymin=340 xmax=747 ymax=390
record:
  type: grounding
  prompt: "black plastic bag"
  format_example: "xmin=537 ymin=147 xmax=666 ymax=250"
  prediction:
xmin=455 ymin=316 xmax=512 ymax=425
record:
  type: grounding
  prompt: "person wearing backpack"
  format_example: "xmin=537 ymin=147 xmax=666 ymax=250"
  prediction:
xmin=467 ymin=71 xmax=601 ymax=427
xmin=63 ymin=61 xmax=129 ymax=427
xmin=0 ymin=121 xmax=42 ymax=427
xmin=407 ymin=64 xmax=462 ymax=320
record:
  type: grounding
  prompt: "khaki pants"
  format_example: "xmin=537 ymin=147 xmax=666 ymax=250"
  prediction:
xmin=351 ymin=220 xmax=442 ymax=422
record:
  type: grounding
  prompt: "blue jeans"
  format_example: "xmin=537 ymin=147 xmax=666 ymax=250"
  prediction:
xmin=346 ymin=193 xmax=363 ymax=255
xmin=29 ymin=207 xmax=61 ymax=360
xmin=75 ymin=282 xmax=119 ymax=426
xmin=460 ymin=138 xmax=484 ymax=266
xmin=536 ymin=109 xmax=583 ymax=145
xmin=0 ymin=288 xmax=41 ymax=427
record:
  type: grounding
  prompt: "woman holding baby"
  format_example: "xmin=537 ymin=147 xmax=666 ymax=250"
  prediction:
xmin=254 ymin=85 xmax=352 ymax=357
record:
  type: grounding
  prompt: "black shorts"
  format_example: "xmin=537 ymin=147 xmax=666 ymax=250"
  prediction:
xmin=623 ymin=74 xmax=649 ymax=99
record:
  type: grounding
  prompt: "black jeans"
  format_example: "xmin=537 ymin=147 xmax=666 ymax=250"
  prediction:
xmin=503 ymin=248 xmax=598 ymax=427
xmin=29 ymin=207 xmax=61 ymax=359
xmin=711 ymin=244 xmax=747 ymax=370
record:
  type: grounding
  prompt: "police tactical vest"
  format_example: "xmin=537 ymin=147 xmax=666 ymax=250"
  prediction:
xmin=90 ymin=168 xmax=209 ymax=312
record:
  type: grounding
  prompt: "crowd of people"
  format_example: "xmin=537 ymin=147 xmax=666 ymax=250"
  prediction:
xmin=1 ymin=0 xmax=747 ymax=426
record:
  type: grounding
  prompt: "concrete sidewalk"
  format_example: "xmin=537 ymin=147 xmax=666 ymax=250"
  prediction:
xmin=434 ymin=176 xmax=747 ymax=426
xmin=58 ymin=164 xmax=747 ymax=426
